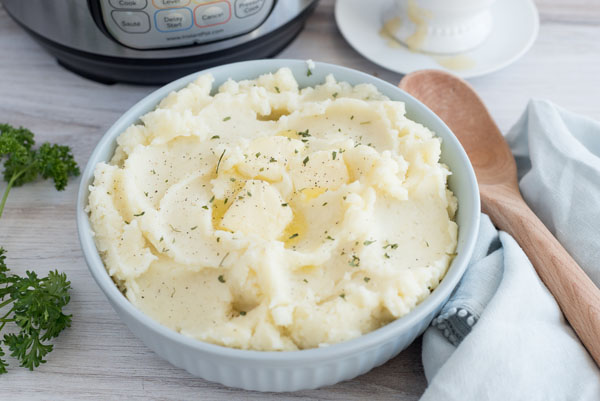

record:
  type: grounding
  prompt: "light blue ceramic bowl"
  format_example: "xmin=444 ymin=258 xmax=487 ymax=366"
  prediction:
xmin=77 ymin=59 xmax=480 ymax=392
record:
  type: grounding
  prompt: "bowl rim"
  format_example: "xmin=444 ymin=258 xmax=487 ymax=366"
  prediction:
xmin=77 ymin=59 xmax=480 ymax=363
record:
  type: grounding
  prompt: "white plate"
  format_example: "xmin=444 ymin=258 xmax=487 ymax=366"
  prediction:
xmin=334 ymin=0 xmax=539 ymax=78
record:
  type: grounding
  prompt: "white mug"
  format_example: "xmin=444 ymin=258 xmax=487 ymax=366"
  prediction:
xmin=390 ymin=0 xmax=496 ymax=54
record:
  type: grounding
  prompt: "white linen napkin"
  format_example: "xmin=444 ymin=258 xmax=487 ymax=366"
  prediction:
xmin=420 ymin=99 xmax=600 ymax=400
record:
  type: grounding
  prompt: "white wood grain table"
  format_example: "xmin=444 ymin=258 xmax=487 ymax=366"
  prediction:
xmin=0 ymin=0 xmax=598 ymax=399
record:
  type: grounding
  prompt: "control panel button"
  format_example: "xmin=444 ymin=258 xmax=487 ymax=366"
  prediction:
xmin=111 ymin=11 xmax=151 ymax=33
xmin=234 ymin=0 xmax=264 ymax=18
xmin=109 ymin=0 xmax=147 ymax=9
xmin=152 ymin=0 xmax=190 ymax=9
xmin=155 ymin=8 xmax=193 ymax=32
xmin=194 ymin=1 xmax=231 ymax=27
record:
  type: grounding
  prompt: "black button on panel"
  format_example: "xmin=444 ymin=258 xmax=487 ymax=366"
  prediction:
xmin=111 ymin=10 xmax=151 ymax=33
xmin=235 ymin=0 xmax=265 ymax=18
xmin=109 ymin=0 xmax=148 ymax=10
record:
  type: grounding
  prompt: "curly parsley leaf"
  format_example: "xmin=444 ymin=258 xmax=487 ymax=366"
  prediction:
xmin=0 ymin=248 xmax=72 ymax=372
xmin=0 ymin=124 xmax=80 ymax=218
xmin=0 ymin=347 xmax=7 ymax=374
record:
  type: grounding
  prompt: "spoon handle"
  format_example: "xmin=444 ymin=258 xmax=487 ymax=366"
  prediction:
xmin=483 ymin=188 xmax=600 ymax=366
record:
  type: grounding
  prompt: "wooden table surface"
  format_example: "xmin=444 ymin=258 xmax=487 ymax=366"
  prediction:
xmin=0 ymin=0 xmax=598 ymax=399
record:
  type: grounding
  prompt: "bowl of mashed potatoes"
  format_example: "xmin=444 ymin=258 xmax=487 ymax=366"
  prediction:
xmin=77 ymin=59 xmax=480 ymax=391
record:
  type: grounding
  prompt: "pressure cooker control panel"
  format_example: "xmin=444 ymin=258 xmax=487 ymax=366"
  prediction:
xmin=99 ymin=0 xmax=273 ymax=49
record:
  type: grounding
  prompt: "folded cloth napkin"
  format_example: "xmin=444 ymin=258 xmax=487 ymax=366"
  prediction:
xmin=420 ymin=99 xmax=600 ymax=400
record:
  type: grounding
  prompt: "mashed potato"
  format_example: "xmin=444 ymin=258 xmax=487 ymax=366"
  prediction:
xmin=87 ymin=68 xmax=458 ymax=351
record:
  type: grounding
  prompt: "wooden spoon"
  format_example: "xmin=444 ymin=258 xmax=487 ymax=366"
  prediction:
xmin=399 ymin=70 xmax=600 ymax=366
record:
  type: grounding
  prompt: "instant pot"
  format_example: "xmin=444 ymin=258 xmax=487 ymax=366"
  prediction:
xmin=2 ymin=0 xmax=318 ymax=84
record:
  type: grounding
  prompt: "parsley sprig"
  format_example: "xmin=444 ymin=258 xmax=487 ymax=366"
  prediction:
xmin=0 ymin=249 xmax=72 ymax=373
xmin=0 ymin=124 xmax=78 ymax=373
xmin=0 ymin=124 xmax=79 ymax=218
